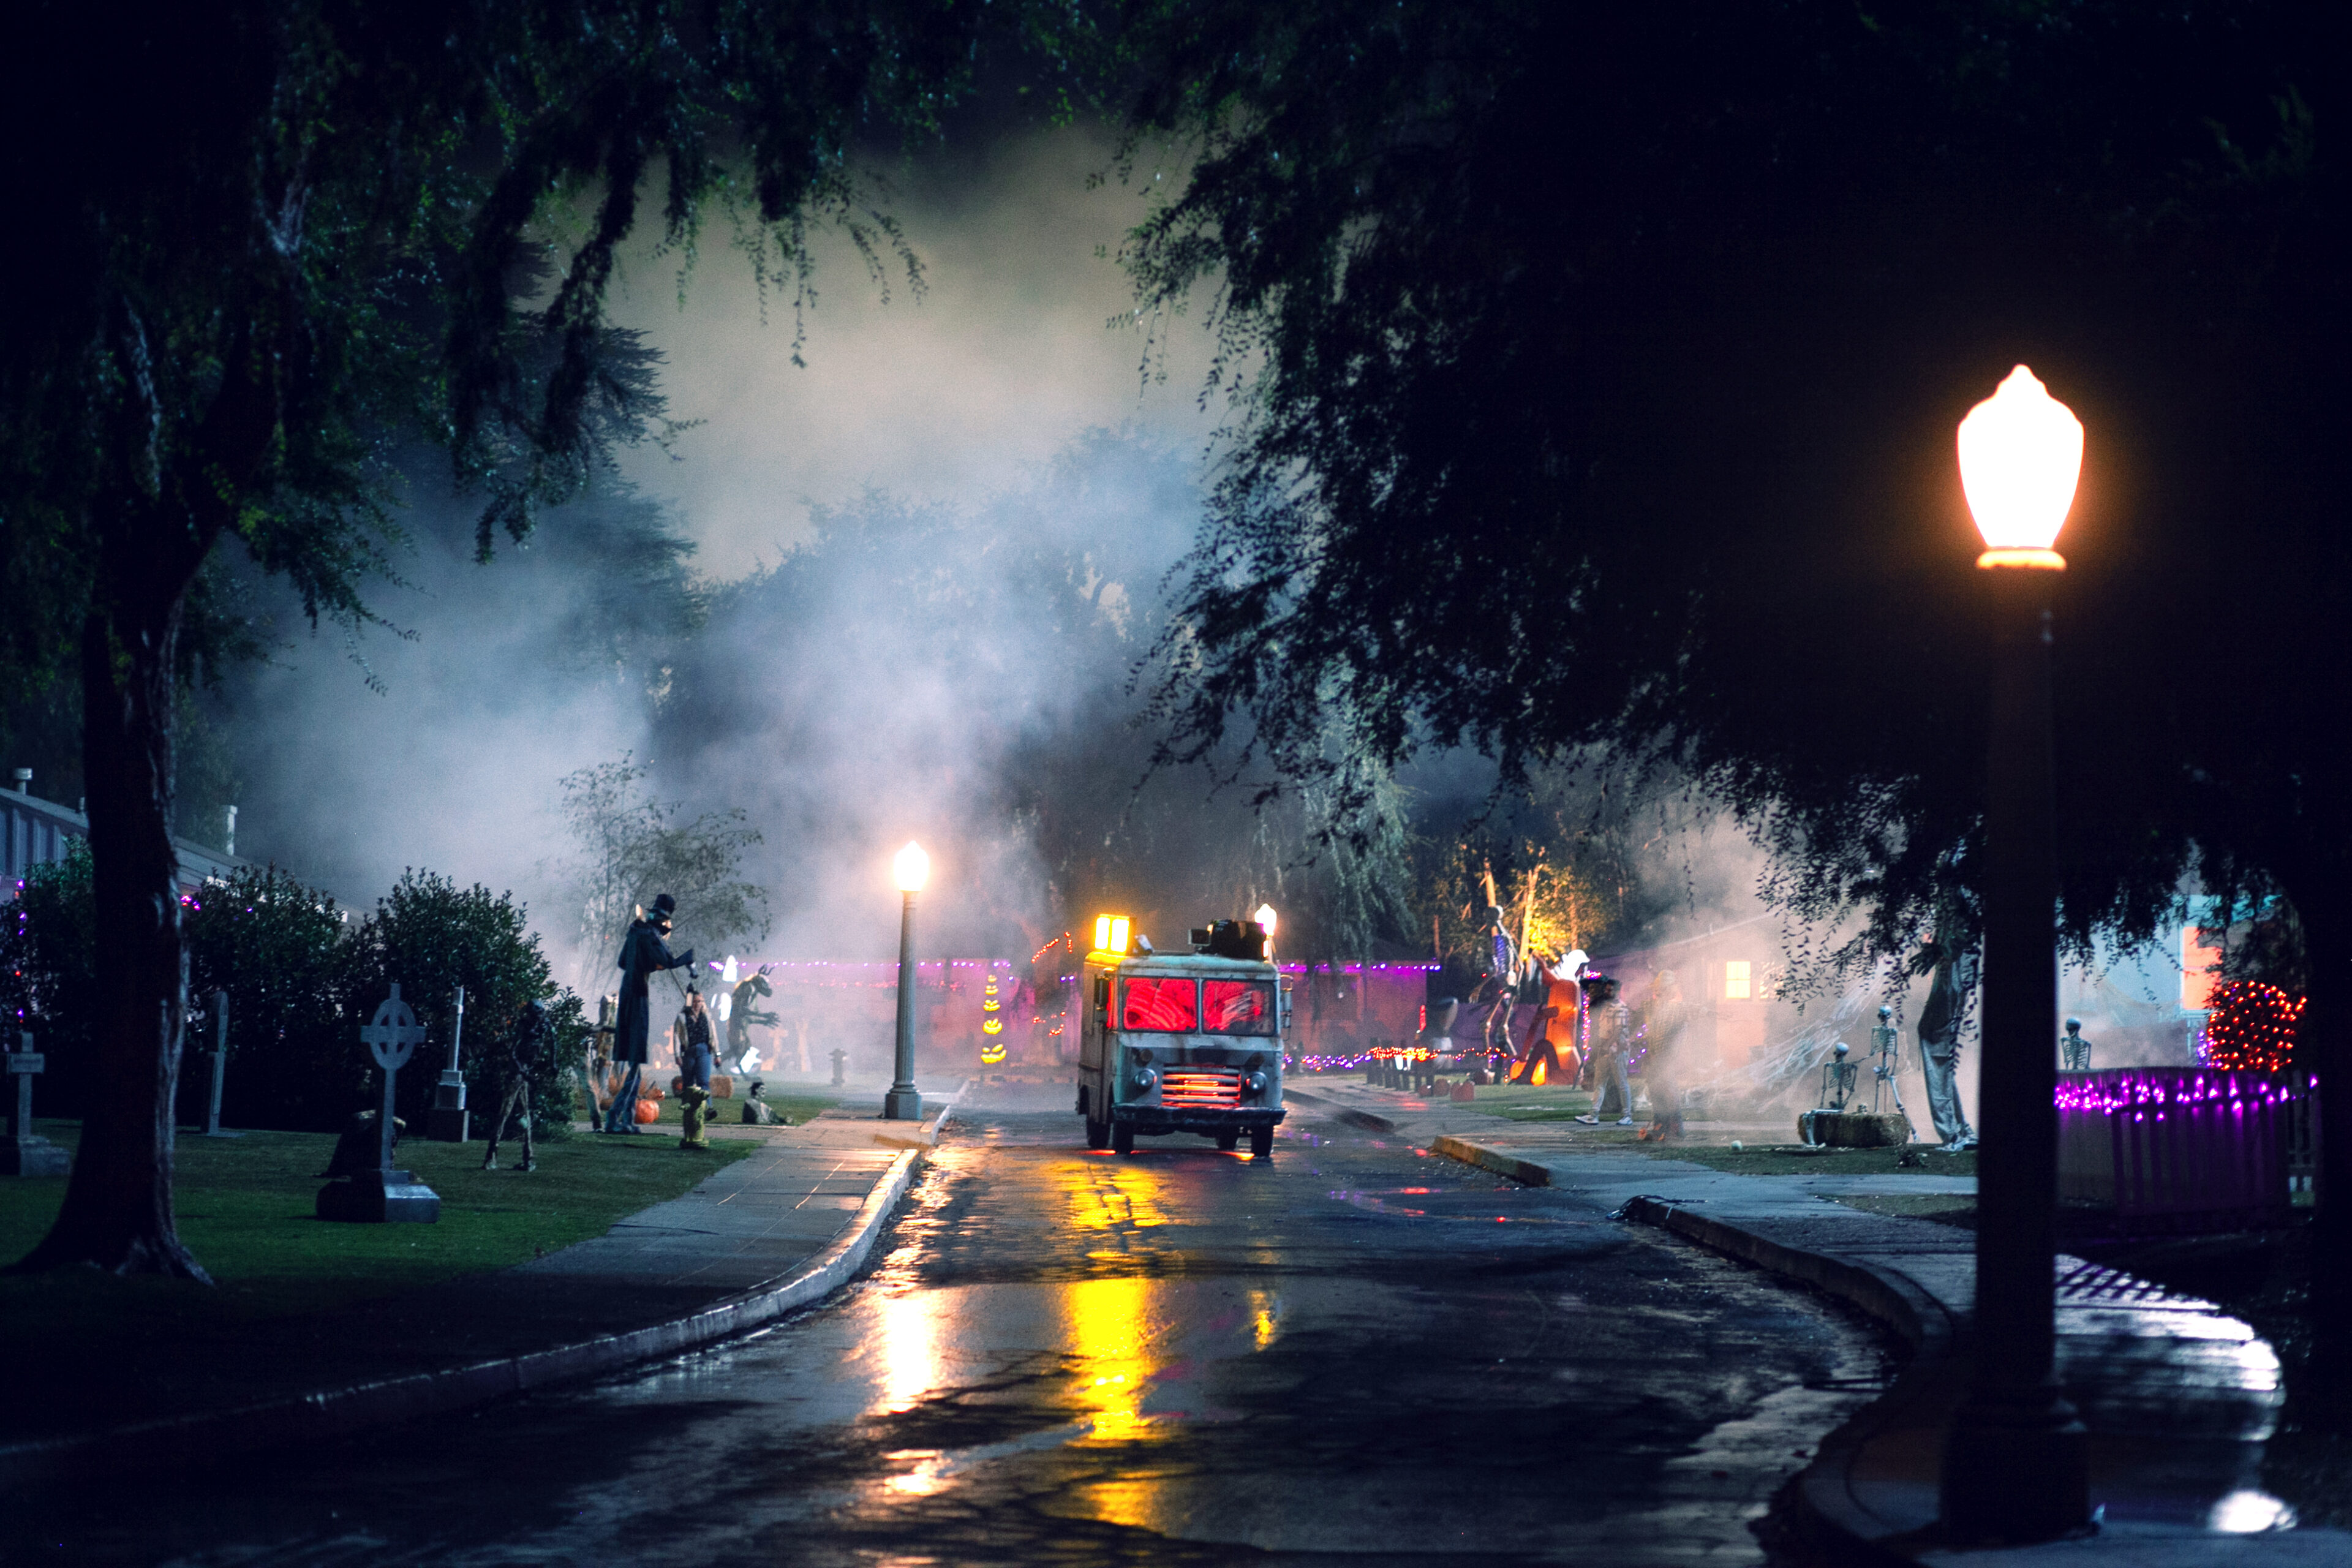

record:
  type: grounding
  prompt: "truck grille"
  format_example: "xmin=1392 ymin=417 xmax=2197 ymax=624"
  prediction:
xmin=1159 ymin=1068 xmax=1244 ymax=1109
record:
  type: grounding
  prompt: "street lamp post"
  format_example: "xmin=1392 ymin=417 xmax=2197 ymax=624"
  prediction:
xmin=883 ymin=841 xmax=929 ymax=1121
xmin=1940 ymin=365 xmax=2090 ymax=1542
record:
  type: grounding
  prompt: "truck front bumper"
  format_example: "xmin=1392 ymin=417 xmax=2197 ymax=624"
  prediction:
xmin=1109 ymin=1103 xmax=1286 ymax=1133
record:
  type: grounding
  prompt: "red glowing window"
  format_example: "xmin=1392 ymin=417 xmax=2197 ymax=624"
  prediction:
xmin=1203 ymin=979 xmax=1276 ymax=1036
xmin=1120 ymin=976 xmax=1198 ymax=1032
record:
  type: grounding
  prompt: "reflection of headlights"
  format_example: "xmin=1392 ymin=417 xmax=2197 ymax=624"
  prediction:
xmin=983 ymin=1000 xmax=1000 ymax=1011
xmin=982 ymin=1019 xmax=1003 ymax=1035
xmin=1245 ymin=1071 xmax=1268 ymax=1095
xmin=1133 ymin=1068 xmax=1158 ymax=1091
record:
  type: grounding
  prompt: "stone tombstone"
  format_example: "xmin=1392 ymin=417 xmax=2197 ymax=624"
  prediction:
xmin=197 ymin=989 xmax=241 ymax=1138
xmin=2 ymin=1031 xmax=70 ymax=1177
xmin=317 ymin=984 xmax=442 ymax=1223
xmin=428 ymin=984 xmax=470 ymax=1142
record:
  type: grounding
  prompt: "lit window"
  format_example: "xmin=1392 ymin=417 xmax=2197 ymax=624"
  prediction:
xmin=1724 ymin=961 xmax=1752 ymax=1000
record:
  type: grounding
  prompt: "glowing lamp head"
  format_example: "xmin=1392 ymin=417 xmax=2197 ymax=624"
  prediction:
xmin=1254 ymin=903 xmax=1278 ymax=937
xmin=892 ymin=841 xmax=929 ymax=893
xmin=1956 ymin=364 xmax=2082 ymax=568
xmin=1093 ymin=914 xmax=1131 ymax=954
xmin=722 ymin=955 xmax=739 ymax=986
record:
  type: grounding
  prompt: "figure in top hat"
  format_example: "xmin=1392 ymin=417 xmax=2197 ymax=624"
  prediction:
xmin=605 ymin=893 xmax=695 ymax=1134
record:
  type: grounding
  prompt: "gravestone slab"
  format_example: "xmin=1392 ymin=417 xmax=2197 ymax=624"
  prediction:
xmin=317 ymin=984 xmax=440 ymax=1223
xmin=2 ymin=1036 xmax=69 ymax=1177
xmin=428 ymin=984 xmax=470 ymax=1142
xmin=315 ymin=1167 xmax=441 ymax=1222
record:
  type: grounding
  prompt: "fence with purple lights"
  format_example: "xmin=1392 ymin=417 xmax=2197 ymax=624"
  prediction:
xmin=2057 ymin=1067 xmax=2316 ymax=1231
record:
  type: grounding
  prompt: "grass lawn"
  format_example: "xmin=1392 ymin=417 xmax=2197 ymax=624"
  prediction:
xmin=0 ymin=1101 xmax=839 ymax=1335
xmin=628 ymin=1083 xmax=844 ymax=1131
xmin=1461 ymin=1083 xmax=1600 ymax=1121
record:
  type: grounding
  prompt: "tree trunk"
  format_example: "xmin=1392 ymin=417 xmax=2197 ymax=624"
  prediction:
xmin=2299 ymin=877 xmax=2352 ymax=1409
xmin=8 ymin=585 xmax=208 ymax=1278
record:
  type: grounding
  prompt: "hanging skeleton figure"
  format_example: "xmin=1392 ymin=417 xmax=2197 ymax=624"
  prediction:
xmin=483 ymin=999 xmax=555 ymax=1172
xmin=725 ymin=965 xmax=779 ymax=1076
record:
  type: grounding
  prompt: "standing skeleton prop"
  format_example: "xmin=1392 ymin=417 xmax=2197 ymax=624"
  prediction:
xmin=483 ymin=1000 xmax=554 ymax=1171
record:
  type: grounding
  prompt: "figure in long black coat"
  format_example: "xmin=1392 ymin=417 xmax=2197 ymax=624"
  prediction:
xmin=605 ymin=894 xmax=694 ymax=1134
xmin=1917 ymin=938 xmax=1979 ymax=1149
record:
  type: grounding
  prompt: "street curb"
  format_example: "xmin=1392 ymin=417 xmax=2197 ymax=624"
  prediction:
xmin=0 ymin=1138 xmax=934 ymax=1491
xmin=1426 ymin=1129 xmax=1960 ymax=1564
xmin=1620 ymin=1194 xmax=1962 ymax=1567
xmin=1281 ymin=1085 xmax=1401 ymax=1133
xmin=872 ymin=1079 xmax=973 ymax=1148
xmin=1430 ymin=1132 xmax=1555 ymax=1186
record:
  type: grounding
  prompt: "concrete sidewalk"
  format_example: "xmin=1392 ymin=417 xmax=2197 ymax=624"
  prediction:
xmin=1287 ymin=1076 xmax=2350 ymax=1563
xmin=0 ymin=1082 xmax=965 ymax=1490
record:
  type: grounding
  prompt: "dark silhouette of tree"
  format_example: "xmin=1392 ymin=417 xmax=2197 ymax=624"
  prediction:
xmin=1109 ymin=1 xmax=2352 ymax=1376
xmin=0 ymin=0 xmax=1006 ymax=1278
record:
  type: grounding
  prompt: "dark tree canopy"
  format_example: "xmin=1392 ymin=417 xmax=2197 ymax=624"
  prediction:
xmin=1107 ymin=0 xmax=2352 ymax=1384
xmin=0 ymin=0 xmax=1017 ymax=1278
xmin=1115 ymin=0 xmax=2343 ymax=967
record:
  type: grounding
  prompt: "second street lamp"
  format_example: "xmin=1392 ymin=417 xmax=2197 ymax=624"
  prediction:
xmin=1941 ymin=364 xmax=2091 ymax=1542
xmin=883 ymin=840 xmax=929 ymax=1121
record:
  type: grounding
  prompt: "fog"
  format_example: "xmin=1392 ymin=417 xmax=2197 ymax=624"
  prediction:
xmin=197 ymin=113 xmax=2198 ymax=1124
xmin=603 ymin=128 xmax=1221 ymax=578
xmin=210 ymin=126 xmax=1227 ymax=973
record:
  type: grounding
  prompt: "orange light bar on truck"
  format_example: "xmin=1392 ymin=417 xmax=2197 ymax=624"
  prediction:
xmin=1092 ymin=914 xmax=1131 ymax=953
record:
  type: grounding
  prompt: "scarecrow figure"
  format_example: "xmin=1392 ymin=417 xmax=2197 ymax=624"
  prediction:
xmin=605 ymin=894 xmax=694 ymax=1134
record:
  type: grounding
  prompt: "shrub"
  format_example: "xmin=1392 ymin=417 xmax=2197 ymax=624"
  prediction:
xmin=182 ymin=866 xmax=359 ymax=1131
xmin=344 ymin=869 xmax=573 ymax=1141
xmin=1 ymin=842 xmax=97 ymax=1117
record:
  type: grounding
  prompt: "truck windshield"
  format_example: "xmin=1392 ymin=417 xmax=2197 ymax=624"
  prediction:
xmin=1121 ymin=976 xmax=1197 ymax=1031
xmin=1204 ymin=978 xmax=1276 ymax=1035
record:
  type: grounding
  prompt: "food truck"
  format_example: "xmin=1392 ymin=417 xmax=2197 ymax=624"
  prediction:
xmin=1075 ymin=914 xmax=1289 ymax=1157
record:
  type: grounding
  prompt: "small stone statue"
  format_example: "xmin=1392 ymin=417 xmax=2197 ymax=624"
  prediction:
xmin=483 ymin=1000 xmax=552 ymax=1172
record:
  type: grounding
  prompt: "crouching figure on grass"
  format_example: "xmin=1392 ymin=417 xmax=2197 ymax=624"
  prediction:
xmin=483 ymin=999 xmax=554 ymax=1171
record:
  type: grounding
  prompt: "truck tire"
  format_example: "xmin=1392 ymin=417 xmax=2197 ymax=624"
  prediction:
xmin=1249 ymin=1124 xmax=1274 ymax=1158
xmin=1085 ymin=1118 xmax=1110 ymax=1150
xmin=1215 ymin=1129 xmax=1239 ymax=1151
xmin=1113 ymin=1123 xmax=1136 ymax=1156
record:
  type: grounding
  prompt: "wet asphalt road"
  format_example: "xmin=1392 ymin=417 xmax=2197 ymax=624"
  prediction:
xmin=9 ymin=1085 xmax=1891 ymax=1566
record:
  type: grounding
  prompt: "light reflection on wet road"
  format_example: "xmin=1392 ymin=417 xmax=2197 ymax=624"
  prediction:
xmin=12 ymin=1085 xmax=1890 ymax=1566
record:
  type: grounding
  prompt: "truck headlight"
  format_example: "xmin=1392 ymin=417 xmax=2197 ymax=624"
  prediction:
xmin=1245 ymin=1071 xmax=1268 ymax=1095
xmin=1133 ymin=1068 xmax=1158 ymax=1091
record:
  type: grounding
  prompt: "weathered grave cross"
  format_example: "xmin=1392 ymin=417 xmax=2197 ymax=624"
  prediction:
xmin=3 ymin=1030 xmax=68 ymax=1176
xmin=9 ymin=1031 xmax=40 ymax=1138
xmin=360 ymin=984 xmax=428 ymax=1170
